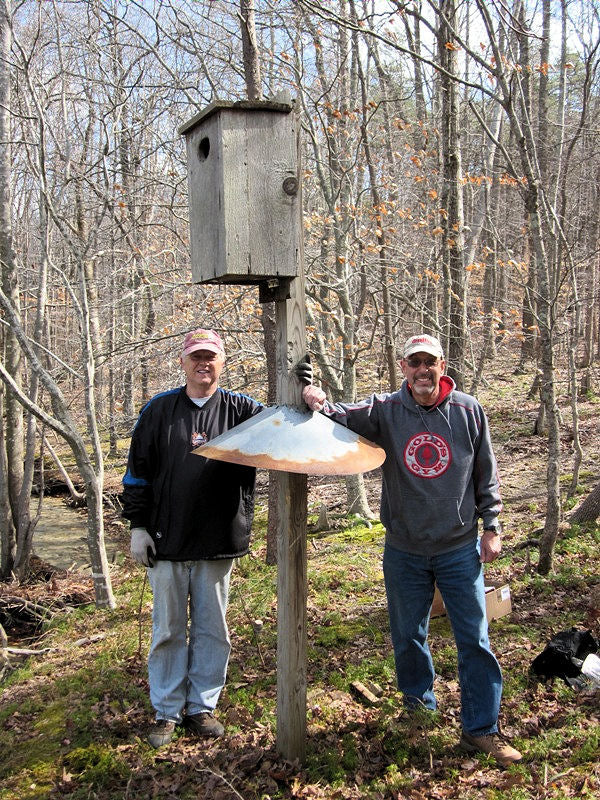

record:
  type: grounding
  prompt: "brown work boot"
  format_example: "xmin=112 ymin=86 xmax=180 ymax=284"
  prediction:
xmin=184 ymin=712 xmax=225 ymax=738
xmin=147 ymin=719 xmax=177 ymax=748
xmin=460 ymin=731 xmax=522 ymax=767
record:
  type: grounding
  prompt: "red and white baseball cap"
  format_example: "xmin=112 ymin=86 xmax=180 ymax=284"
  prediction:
xmin=403 ymin=333 xmax=444 ymax=359
xmin=182 ymin=329 xmax=225 ymax=358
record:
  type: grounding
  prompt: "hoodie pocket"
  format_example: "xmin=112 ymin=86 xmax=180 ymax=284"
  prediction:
xmin=391 ymin=493 xmax=470 ymax=544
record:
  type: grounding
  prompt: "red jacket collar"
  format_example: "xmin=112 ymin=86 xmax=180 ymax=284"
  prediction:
xmin=408 ymin=374 xmax=454 ymax=409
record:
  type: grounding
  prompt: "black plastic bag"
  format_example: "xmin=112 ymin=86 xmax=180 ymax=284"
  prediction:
xmin=530 ymin=627 xmax=599 ymax=687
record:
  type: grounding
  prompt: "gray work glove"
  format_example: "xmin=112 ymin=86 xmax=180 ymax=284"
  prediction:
xmin=294 ymin=353 xmax=313 ymax=386
xmin=130 ymin=527 xmax=156 ymax=567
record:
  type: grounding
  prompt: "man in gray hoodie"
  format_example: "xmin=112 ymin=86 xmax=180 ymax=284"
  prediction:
xmin=300 ymin=333 xmax=522 ymax=767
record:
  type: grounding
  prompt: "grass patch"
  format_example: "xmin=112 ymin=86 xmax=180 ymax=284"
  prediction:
xmin=63 ymin=744 xmax=130 ymax=790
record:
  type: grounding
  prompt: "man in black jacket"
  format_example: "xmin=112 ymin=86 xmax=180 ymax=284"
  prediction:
xmin=122 ymin=328 xmax=261 ymax=748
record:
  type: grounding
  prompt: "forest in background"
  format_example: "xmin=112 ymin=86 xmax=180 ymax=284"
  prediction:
xmin=0 ymin=0 xmax=599 ymax=606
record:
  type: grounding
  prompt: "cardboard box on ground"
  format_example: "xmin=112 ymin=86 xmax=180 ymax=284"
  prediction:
xmin=430 ymin=583 xmax=512 ymax=622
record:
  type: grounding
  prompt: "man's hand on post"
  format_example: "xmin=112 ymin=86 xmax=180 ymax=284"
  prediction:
xmin=131 ymin=527 xmax=156 ymax=567
xmin=480 ymin=529 xmax=502 ymax=563
xmin=302 ymin=384 xmax=326 ymax=412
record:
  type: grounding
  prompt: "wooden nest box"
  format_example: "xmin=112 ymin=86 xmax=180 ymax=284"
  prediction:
xmin=179 ymin=99 xmax=301 ymax=286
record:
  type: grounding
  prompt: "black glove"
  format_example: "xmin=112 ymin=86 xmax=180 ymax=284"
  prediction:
xmin=295 ymin=354 xmax=313 ymax=386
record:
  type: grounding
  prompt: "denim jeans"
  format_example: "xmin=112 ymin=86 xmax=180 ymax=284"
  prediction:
xmin=382 ymin=539 xmax=502 ymax=736
xmin=147 ymin=558 xmax=233 ymax=722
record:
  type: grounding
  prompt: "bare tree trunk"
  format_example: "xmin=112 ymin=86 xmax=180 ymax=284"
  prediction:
xmin=0 ymin=0 xmax=25 ymax=578
xmin=516 ymin=215 xmax=537 ymax=372
xmin=567 ymin=327 xmax=583 ymax=498
xmin=107 ymin=249 xmax=119 ymax=458
xmin=44 ymin=439 xmax=85 ymax=506
xmin=13 ymin=190 xmax=50 ymax=577
xmin=470 ymin=230 xmax=497 ymax=395
xmin=140 ymin=285 xmax=156 ymax=404
xmin=437 ymin=0 xmax=467 ymax=389
xmin=569 ymin=481 xmax=600 ymax=524
xmin=351 ymin=3 xmax=397 ymax=390
xmin=529 ymin=206 xmax=561 ymax=574
xmin=402 ymin=7 xmax=429 ymax=150
xmin=581 ymin=164 xmax=599 ymax=394
xmin=0 ymin=387 xmax=16 ymax=575
xmin=240 ymin=0 xmax=262 ymax=100
xmin=73 ymin=106 xmax=104 ymax=423
xmin=346 ymin=473 xmax=374 ymax=518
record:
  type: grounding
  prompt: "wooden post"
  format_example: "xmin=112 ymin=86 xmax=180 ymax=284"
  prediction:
xmin=274 ymin=274 xmax=307 ymax=762
xmin=179 ymin=98 xmax=309 ymax=762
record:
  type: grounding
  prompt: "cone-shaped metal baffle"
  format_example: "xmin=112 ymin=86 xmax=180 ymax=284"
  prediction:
xmin=193 ymin=405 xmax=385 ymax=475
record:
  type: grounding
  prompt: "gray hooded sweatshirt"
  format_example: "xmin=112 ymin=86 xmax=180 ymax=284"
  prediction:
xmin=320 ymin=375 xmax=502 ymax=556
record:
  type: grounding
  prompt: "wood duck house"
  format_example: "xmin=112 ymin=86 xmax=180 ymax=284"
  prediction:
xmin=179 ymin=99 xmax=301 ymax=288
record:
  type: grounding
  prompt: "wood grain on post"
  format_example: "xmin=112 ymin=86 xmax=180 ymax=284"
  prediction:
xmin=274 ymin=107 xmax=308 ymax=760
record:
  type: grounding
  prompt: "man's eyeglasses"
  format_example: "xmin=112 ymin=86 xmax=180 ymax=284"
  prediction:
xmin=405 ymin=357 xmax=439 ymax=368
xmin=189 ymin=351 xmax=219 ymax=361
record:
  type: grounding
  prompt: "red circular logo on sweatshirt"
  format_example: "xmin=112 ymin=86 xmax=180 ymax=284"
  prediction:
xmin=404 ymin=432 xmax=451 ymax=478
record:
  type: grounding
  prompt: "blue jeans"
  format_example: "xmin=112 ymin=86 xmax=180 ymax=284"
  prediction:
xmin=147 ymin=558 xmax=233 ymax=723
xmin=382 ymin=540 xmax=502 ymax=736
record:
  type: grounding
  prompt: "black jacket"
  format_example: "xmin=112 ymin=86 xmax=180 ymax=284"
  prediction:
xmin=122 ymin=386 xmax=262 ymax=560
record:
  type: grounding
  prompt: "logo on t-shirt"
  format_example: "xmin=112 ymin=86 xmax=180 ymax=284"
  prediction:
xmin=192 ymin=431 xmax=208 ymax=447
xmin=404 ymin=432 xmax=451 ymax=478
